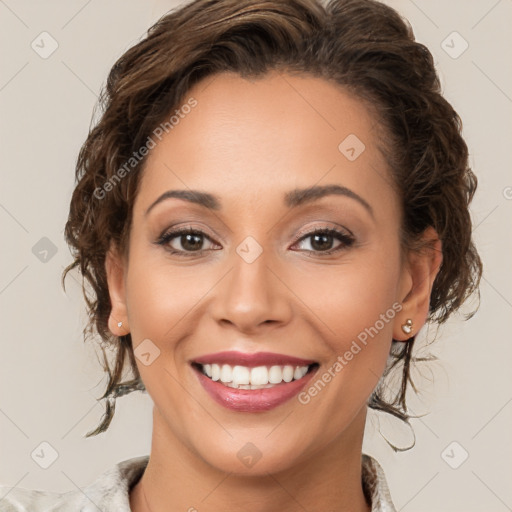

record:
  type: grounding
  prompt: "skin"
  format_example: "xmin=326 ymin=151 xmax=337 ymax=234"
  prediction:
xmin=105 ymin=71 xmax=442 ymax=512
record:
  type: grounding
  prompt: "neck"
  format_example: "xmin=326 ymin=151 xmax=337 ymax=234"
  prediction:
xmin=130 ymin=406 xmax=371 ymax=512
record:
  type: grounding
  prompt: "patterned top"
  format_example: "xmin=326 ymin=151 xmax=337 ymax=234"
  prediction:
xmin=0 ymin=453 xmax=397 ymax=511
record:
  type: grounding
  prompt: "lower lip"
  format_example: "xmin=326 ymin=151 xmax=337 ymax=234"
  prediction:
xmin=192 ymin=365 xmax=318 ymax=412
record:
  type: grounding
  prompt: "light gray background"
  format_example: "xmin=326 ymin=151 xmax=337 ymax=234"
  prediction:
xmin=1 ymin=1 xmax=511 ymax=510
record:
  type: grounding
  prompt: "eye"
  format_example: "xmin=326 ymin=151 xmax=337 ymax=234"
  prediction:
xmin=156 ymin=226 xmax=218 ymax=256
xmin=292 ymin=227 xmax=355 ymax=256
xmin=155 ymin=225 xmax=355 ymax=258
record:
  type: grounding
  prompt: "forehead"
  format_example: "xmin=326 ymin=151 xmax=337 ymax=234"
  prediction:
xmin=135 ymin=71 xmax=396 ymax=216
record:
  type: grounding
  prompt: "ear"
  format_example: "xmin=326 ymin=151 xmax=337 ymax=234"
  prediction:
xmin=105 ymin=243 xmax=129 ymax=336
xmin=394 ymin=226 xmax=443 ymax=341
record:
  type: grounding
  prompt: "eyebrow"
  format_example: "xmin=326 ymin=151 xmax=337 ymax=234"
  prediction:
xmin=144 ymin=184 xmax=373 ymax=217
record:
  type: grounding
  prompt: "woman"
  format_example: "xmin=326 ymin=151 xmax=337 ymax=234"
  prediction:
xmin=0 ymin=0 xmax=482 ymax=510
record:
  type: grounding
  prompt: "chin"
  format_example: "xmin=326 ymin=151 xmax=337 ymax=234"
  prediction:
xmin=198 ymin=442 xmax=303 ymax=477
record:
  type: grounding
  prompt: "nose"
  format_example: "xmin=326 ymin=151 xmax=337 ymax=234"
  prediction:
xmin=210 ymin=249 xmax=293 ymax=334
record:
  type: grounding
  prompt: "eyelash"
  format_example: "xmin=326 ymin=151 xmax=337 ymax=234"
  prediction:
xmin=155 ymin=225 xmax=355 ymax=258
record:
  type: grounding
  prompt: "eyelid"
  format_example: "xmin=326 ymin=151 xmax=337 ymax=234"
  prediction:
xmin=289 ymin=225 xmax=355 ymax=255
xmin=156 ymin=221 xmax=356 ymax=259
xmin=156 ymin=225 xmax=218 ymax=246
xmin=291 ymin=222 xmax=354 ymax=243
xmin=156 ymin=222 xmax=223 ymax=243
xmin=157 ymin=221 xmax=353 ymax=245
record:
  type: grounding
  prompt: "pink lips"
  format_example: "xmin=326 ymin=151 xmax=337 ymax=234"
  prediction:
xmin=191 ymin=351 xmax=318 ymax=412
xmin=192 ymin=350 xmax=316 ymax=367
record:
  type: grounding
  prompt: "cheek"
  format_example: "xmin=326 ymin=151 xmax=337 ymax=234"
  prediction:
xmin=291 ymin=248 xmax=401 ymax=345
xmin=289 ymin=248 xmax=401 ymax=396
xmin=125 ymin=232 xmax=402 ymax=353
xmin=125 ymin=226 xmax=401 ymax=381
xmin=125 ymin=257 xmax=208 ymax=341
xmin=123 ymin=256 xmax=210 ymax=414
xmin=288 ymin=255 xmax=401 ymax=433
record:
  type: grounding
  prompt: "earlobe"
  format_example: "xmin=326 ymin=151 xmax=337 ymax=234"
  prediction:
xmin=105 ymin=245 xmax=129 ymax=336
xmin=394 ymin=227 xmax=443 ymax=341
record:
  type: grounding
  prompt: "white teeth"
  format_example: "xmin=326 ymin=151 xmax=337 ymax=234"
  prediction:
xmin=232 ymin=365 xmax=250 ymax=386
xmin=198 ymin=362 xmax=311 ymax=388
xmin=268 ymin=365 xmax=283 ymax=384
xmin=283 ymin=365 xmax=294 ymax=382
xmin=294 ymin=366 xmax=308 ymax=380
xmin=211 ymin=364 xmax=220 ymax=381
xmin=250 ymin=366 xmax=268 ymax=386
xmin=220 ymin=364 xmax=232 ymax=383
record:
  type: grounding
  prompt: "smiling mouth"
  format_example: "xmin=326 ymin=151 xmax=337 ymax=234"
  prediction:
xmin=191 ymin=362 xmax=319 ymax=390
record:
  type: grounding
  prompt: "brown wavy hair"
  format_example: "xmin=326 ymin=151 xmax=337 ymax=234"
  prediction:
xmin=62 ymin=0 xmax=482 ymax=443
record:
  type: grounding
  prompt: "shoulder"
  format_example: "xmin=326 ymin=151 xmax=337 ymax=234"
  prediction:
xmin=361 ymin=453 xmax=397 ymax=512
xmin=0 ymin=455 xmax=149 ymax=512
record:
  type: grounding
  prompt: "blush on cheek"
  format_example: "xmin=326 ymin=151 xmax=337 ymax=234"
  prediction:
xmin=125 ymin=254 xmax=206 ymax=332
xmin=318 ymin=291 xmax=399 ymax=389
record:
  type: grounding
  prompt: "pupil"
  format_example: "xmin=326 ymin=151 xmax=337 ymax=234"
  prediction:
xmin=311 ymin=233 xmax=332 ymax=251
xmin=182 ymin=233 xmax=202 ymax=251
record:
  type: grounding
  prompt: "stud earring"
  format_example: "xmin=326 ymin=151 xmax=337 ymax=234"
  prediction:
xmin=401 ymin=319 xmax=413 ymax=335
xmin=117 ymin=321 xmax=123 ymax=328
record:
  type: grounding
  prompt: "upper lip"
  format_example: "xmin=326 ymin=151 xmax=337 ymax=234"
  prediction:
xmin=192 ymin=351 xmax=317 ymax=368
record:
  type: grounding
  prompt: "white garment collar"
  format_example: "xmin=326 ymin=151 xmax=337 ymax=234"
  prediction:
xmin=0 ymin=453 xmax=396 ymax=511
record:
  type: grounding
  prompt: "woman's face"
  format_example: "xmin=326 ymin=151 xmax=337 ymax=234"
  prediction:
xmin=108 ymin=71 xmax=416 ymax=474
